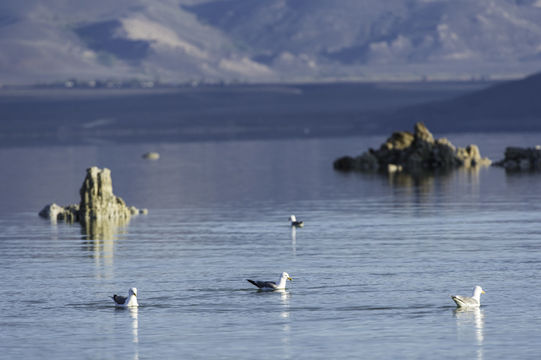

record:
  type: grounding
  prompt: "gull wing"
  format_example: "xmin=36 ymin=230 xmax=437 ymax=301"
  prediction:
xmin=111 ymin=294 xmax=127 ymax=305
xmin=451 ymin=295 xmax=479 ymax=307
xmin=246 ymin=279 xmax=277 ymax=289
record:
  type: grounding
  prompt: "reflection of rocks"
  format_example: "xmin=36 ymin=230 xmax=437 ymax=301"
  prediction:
xmin=334 ymin=122 xmax=491 ymax=173
xmin=493 ymin=146 xmax=541 ymax=171
xmin=387 ymin=170 xmax=439 ymax=189
xmin=81 ymin=218 xmax=129 ymax=278
xmin=82 ymin=217 xmax=130 ymax=241
xmin=39 ymin=166 xmax=147 ymax=224
xmin=388 ymin=166 xmax=481 ymax=188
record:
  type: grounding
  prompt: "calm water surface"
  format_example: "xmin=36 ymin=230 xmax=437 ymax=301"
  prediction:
xmin=1 ymin=134 xmax=541 ymax=359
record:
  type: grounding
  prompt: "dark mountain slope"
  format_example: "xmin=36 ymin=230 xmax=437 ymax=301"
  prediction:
xmin=388 ymin=72 xmax=541 ymax=133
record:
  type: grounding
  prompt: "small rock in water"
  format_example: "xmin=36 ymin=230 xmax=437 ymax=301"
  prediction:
xmin=493 ymin=146 xmax=541 ymax=171
xmin=142 ymin=152 xmax=160 ymax=160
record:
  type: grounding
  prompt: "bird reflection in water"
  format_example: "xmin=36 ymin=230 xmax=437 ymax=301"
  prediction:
xmin=454 ymin=307 xmax=484 ymax=360
xmin=290 ymin=226 xmax=297 ymax=255
xmin=277 ymin=289 xmax=291 ymax=357
xmin=129 ymin=307 xmax=139 ymax=344
xmin=113 ymin=305 xmax=139 ymax=360
xmin=278 ymin=289 xmax=290 ymax=308
xmin=129 ymin=307 xmax=139 ymax=360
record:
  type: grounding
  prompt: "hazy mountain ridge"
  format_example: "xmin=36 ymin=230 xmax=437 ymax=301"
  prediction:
xmin=386 ymin=72 xmax=541 ymax=132
xmin=1 ymin=0 xmax=541 ymax=84
xmin=187 ymin=0 xmax=541 ymax=64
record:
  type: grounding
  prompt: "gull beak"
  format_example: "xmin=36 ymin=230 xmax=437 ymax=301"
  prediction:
xmin=287 ymin=277 xmax=293 ymax=281
xmin=481 ymin=290 xmax=486 ymax=294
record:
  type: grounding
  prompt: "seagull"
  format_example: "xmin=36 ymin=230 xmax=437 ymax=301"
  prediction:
xmin=247 ymin=272 xmax=293 ymax=291
xmin=451 ymin=286 xmax=485 ymax=308
xmin=289 ymin=215 xmax=304 ymax=227
xmin=111 ymin=287 xmax=139 ymax=307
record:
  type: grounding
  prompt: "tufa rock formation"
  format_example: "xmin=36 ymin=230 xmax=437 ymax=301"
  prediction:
xmin=79 ymin=167 xmax=134 ymax=223
xmin=39 ymin=166 xmax=147 ymax=223
xmin=493 ymin=146 xmax=541 ymax=171
xmin=38 ymin=203 xmax=79 ymax=223
xmin=334 ymin=122 xmax=491 ymax=173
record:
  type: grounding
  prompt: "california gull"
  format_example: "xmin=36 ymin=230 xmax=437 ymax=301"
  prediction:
xmin=247 ymin=272 xmax=293 ymax=290
xmin=289 ymin=215 xmax=304 ymax=228
xmin=451 ymin=286 xmax=485 ymax=308
xmin=111 ymin=287 xmax=139 ymax=307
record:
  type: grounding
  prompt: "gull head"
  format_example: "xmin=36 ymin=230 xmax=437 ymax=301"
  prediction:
xmin=281 ymin=272 xmax=293 ymax=281
xmin=289 ymin=215 xmax=297 ymax=222
xmin=473 ymin=286 xmax=485 ymax=298
xmin=129 ymin=288 xmax=138 ymax=297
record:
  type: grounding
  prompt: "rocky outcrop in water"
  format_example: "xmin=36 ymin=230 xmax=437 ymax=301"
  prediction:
xmin=78 ymin=167 xmax=136 ymax=223
xmin=38 ymin=203 xmax=79 ymax=222
xmin=333 ymin=122 xmax=491 ymax=173
xmin=493 ymin=146 xmax=541 ymax=171
xmin=39 ymin=166 xmax=147 ymax=223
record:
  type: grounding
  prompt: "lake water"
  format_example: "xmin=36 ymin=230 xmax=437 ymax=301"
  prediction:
xmin=1 ymin=132 xmax=541 ymax=359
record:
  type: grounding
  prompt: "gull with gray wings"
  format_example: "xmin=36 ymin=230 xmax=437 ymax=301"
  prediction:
xmin=451 ymin=286 xmax=485 ymax=308
xmin=247 ymin=272 xmax=293 ymax=291
xmin=111 ymin=287 xmax=139 ymax=307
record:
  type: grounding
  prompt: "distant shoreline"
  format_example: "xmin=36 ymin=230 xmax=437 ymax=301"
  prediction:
xmin=0 ymin=80 xmax=493 ymax=103
xmin=1 ymin=79 xmax=538 ymax=148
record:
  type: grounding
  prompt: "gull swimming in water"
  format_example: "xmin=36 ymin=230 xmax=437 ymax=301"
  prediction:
xmin=111 ymin=287 xmax=139 ymax=307
xmin=451 ymin=286 xmax=485 ymax=308
xmin=289 ymin=215 xmax=304 ymax=227
xmin=247 ymin=272 xmax=293 ymax=291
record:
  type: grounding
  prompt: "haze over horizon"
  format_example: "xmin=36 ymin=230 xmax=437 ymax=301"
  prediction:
xmin=2 ymin=0 xmax=541 ymax=85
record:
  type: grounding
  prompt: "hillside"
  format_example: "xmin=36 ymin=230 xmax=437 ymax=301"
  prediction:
xmin=388 ymin=72 xmax=541 ymax=133
xmin=1 ymin=0 xmax=541 ymax=84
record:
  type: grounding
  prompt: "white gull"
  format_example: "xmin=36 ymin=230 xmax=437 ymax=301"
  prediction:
xmin=451 ymin=286 xmax=485 ymax=308
xmin=111 ymin=287 xmax=139 ymax=307
xmin=247 ymin=272 xmax=293 ymax=291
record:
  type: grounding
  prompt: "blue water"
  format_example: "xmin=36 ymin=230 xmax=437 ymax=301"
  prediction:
xmin=1 ymin=133 xmax=541 ymax=359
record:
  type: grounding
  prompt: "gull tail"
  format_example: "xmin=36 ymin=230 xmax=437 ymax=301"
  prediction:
xmin=246 ymin=279 xmax=259 ymax=288
xmin=451 ymin=296 xmax=465 ymax=307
